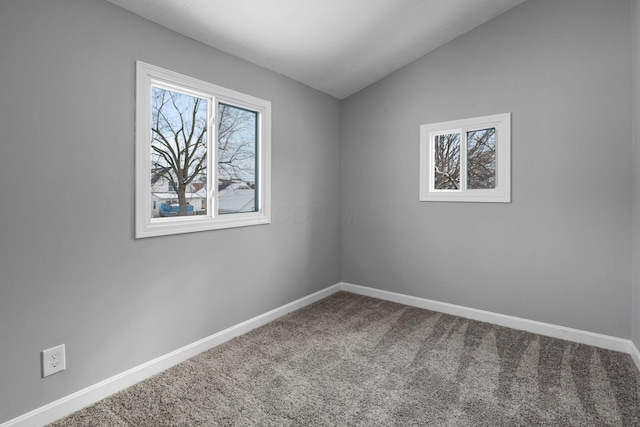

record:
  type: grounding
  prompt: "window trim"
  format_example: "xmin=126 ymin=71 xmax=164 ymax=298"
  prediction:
xmin=419 ymin=113 xmax=511 ymax=203
xmin=135 ymin=61 xmax=271 ymax=238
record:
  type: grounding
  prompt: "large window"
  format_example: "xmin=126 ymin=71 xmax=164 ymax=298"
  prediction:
xmin=419 ymin=113 xmax=510 ymax=203
xmin=136 ymin=62 xmax=271 ymax=238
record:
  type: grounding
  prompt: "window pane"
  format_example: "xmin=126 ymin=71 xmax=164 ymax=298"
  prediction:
xmin=434 ymin=133 xmax=461 ymax=190
xmin=218 ymin=103 xmax=258 ymax=214
xmin=467 ymin=128 xmax=496 ymax=189
xmin=150 ymin=86 xmax=208 ymax=218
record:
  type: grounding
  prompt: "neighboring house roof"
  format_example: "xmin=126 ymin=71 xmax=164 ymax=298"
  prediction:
xmin=191 ymin=182 xmax=206 ymax=192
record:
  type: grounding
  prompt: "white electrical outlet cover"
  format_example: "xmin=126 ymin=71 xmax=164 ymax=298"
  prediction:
xmin=42 ymin=344 xmax=66 ymax=377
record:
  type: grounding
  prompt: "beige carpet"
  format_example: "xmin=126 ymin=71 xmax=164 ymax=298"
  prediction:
xmin=50 ymin=291 xmax=640 ymax=426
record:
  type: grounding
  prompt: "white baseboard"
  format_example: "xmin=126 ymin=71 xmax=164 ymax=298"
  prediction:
xmin=1 ymin=284 xmax=340 ymax=427
xmin=4 ymin=281 xmax=639 ymax=426
xmin=630 ymin=340 xmax=640 ymax=370
xmin=338 ymin=282 xmax=640 ymax=368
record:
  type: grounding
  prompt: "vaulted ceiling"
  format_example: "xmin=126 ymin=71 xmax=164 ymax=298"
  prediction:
xmin=106 ymin=0 xmax=526 ymax=99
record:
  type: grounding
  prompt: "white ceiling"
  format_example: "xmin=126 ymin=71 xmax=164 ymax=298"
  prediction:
xmin=106 ymin=0 xmax=525 ymax=99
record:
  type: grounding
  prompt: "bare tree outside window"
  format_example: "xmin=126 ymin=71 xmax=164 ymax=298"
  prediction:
xmin=151 ymin=87 xmax=208 ymax=217
xmin=467 ymin=128 xmax=496 ymax=189
xmin=434 ymin=133 xmax=461 ymax=190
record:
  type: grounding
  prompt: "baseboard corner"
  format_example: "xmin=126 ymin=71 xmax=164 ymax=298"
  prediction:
xmin=339 ymin=282 xmax=634 ymax=356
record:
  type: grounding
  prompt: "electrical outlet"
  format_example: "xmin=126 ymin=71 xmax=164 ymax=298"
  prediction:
xmin=42 ymin=344 xmax=66 ymax=377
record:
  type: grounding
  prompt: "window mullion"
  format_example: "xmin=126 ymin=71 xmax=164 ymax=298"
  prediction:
xmin=460 ymin=128 xmax=468 ymax=192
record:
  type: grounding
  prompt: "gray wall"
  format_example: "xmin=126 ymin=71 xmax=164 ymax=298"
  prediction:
xmin=341 ymin=0 xmax=633 ymax=338
xmin=0 ymin=0 xmax=341 ymax=422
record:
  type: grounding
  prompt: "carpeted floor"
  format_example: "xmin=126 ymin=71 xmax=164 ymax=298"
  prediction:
xmin=50 ymin=291 xmax=640 ymax=426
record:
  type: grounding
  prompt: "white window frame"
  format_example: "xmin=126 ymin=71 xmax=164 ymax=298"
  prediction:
xmin=419 ymin=113 xmax=511 ymax=203
xmin=135 ymin=61 xmax=271 ymax=238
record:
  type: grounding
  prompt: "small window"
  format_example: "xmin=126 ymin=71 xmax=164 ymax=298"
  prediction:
xmin=136 ymin=62 xmax=271 ymax=238
xmin=420 ymin=113 xmax=510 ymax=203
